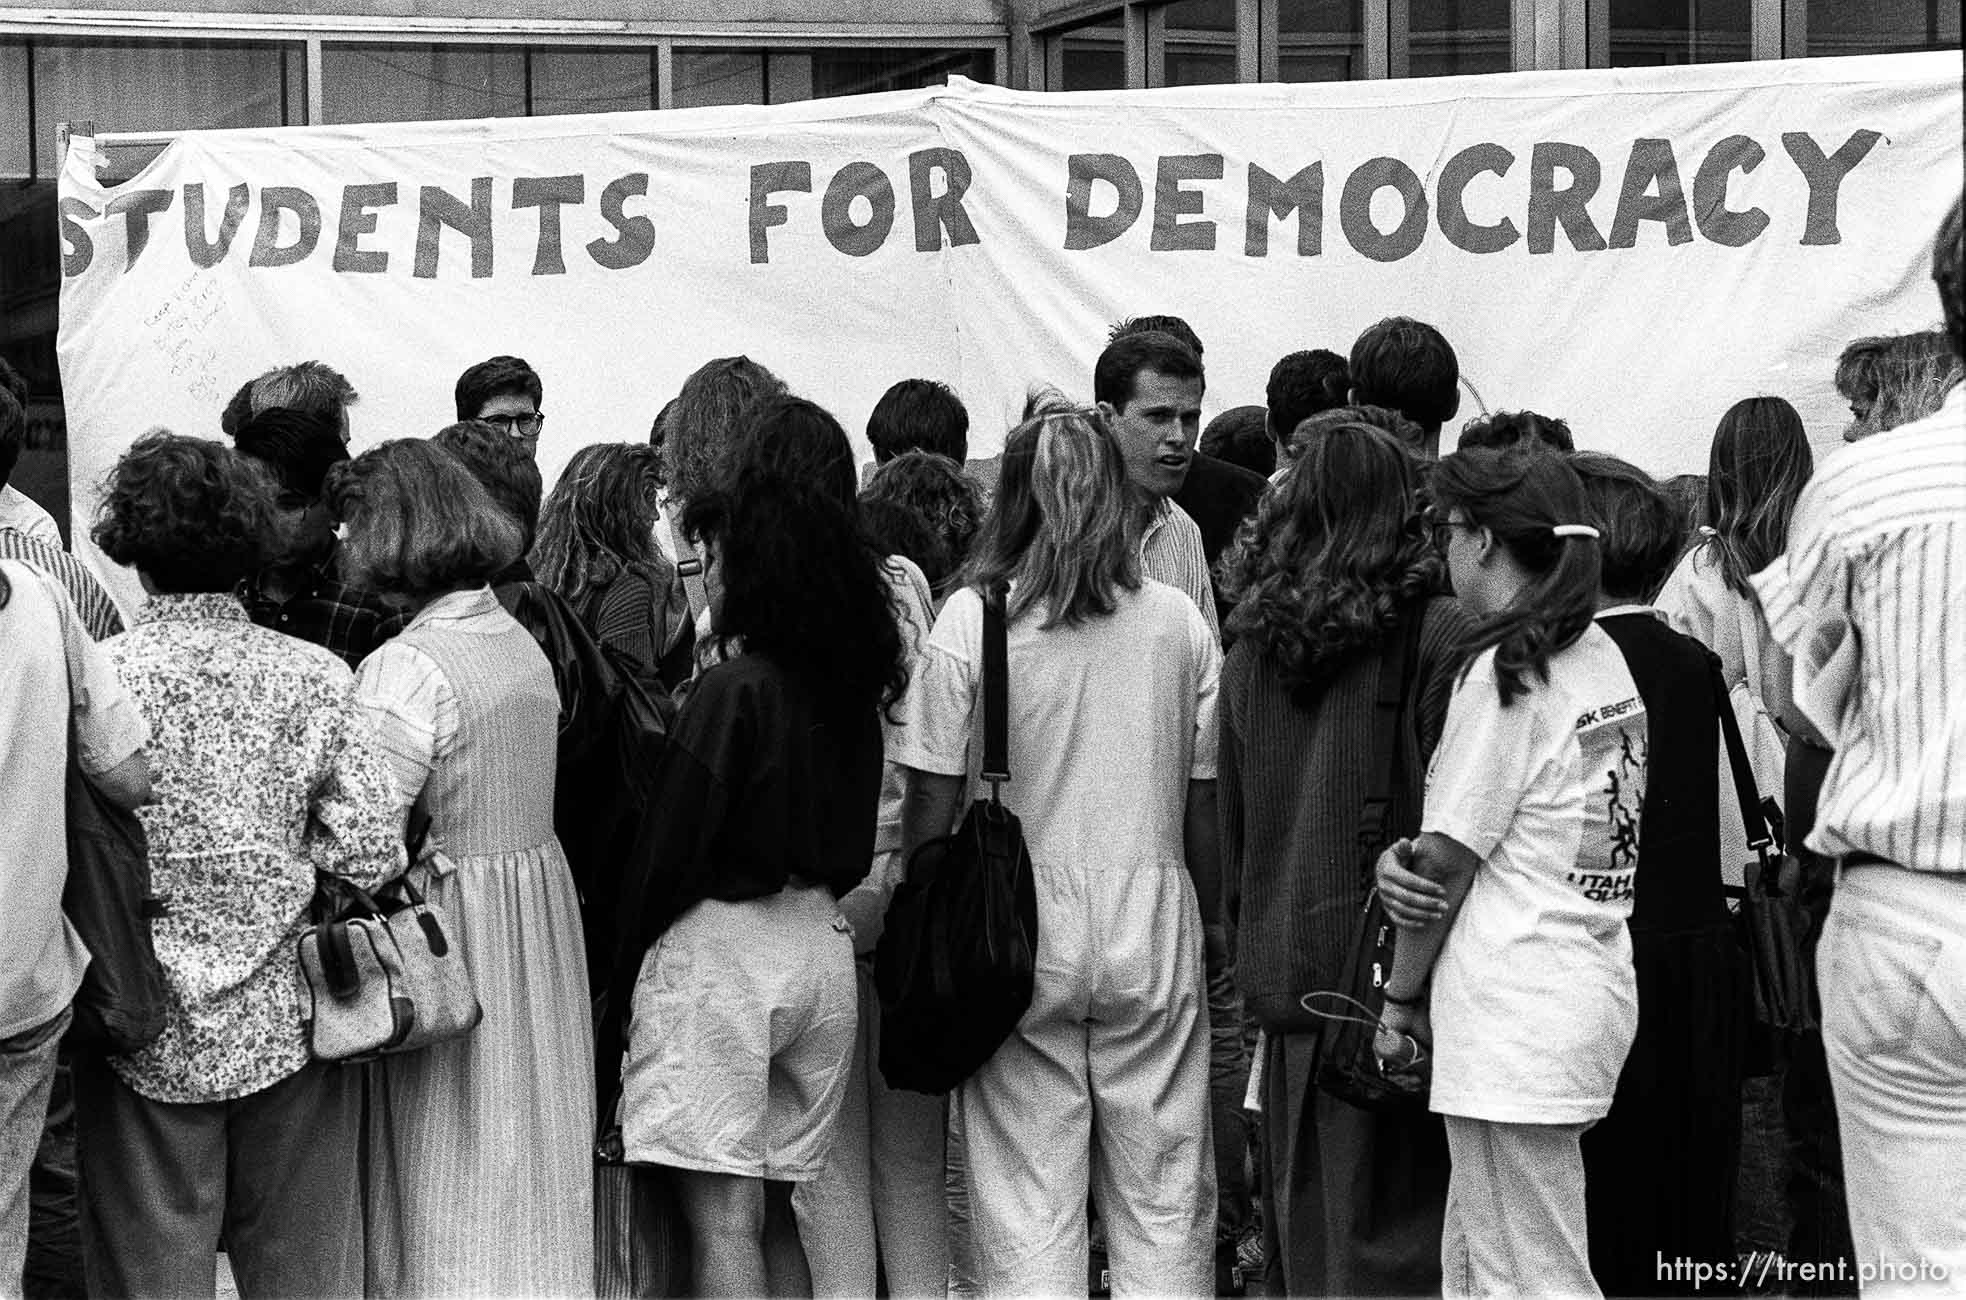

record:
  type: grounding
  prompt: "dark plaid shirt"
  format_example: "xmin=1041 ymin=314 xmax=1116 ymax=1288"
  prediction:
xmin=238 ymin=553 xmax=410 ymax=669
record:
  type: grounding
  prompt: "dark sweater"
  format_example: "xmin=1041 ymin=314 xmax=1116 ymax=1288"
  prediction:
xmin=613 ymin=654 xmax=881 ymax=962
xmin=1174 ymin=452 xmax=1269 ymax=625
xmin=1220 ymin=596 xmax=1474 ymax=1028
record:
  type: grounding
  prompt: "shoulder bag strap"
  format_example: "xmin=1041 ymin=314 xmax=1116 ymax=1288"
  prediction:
xmin=1708 ymin=654 xmax=1773 ymax=855
xmin=981 ymin=586 xmax=1009 ymax=802
xmin=663 ymin=512 xmax=708 ymax=620
xmin=1358 ymin=602 xmax=1423 ymax=882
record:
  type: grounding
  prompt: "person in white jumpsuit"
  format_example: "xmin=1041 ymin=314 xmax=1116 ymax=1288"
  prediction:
xmin=890 ymin=407 xmax=1220 ymax=1298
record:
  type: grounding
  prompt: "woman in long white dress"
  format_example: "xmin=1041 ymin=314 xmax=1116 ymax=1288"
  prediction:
xmin=335 ymin=438 xmax=595 ymax=1297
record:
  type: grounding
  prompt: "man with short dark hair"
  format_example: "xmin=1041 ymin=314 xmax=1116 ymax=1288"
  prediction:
xmin=1094 ymin=326 xmax=1258 ymax=1292
xmin=233 ymin=407 xmax=407 ymax=667
xmin=1110 ymin=313 xmax=1206 ymax=360
xmin=454 ymin=356 xmax=545 ymax=458
xmin=1199 ymin=406 xmax=1274 ymax=480
xmin=1093 ymin=331 xmax=1220 ymax=640
xmin=1266 ymin=349 xmax=1350 ymax=472
xmin=1348 ymin=317 xmax=1461 ymax=457
xmin=866 ymin=378 xmax=969 ymax=465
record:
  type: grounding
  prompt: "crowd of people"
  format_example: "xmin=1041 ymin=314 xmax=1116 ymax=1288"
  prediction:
xmin=1 ymin=190 xmax=1961 ymax=1300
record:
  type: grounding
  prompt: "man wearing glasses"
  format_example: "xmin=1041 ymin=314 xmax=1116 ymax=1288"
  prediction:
xmin=455 ymin=355 xmax=545 ymax=457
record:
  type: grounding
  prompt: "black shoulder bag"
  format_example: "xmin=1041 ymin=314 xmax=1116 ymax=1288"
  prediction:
xmin=1307 ymin=605 xmax=1431 ymax=1112
xmin=59 ymin=635 xmax=168 ymax=1057
xmin=874 ymin=589 xmax=1039 ymax=1096
xmin=1713 ymin=657 xmax=1815 ymax=1037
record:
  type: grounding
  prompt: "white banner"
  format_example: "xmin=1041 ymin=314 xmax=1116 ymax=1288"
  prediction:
xmin=58 ymin=52 xmax=1962 ymax=605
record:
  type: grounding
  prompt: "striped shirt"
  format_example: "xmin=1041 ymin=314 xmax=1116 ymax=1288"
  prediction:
xmin=353 ymin=586 xmax=494 ymax=812
xmin=1751 ymin=383 xmax=1966 ymax=872
xmin=0 ymin=486 xmax=60 ymax=545
xmin=0 ymin=528 xmax=123 ymax=641
xmin=1141 ymin=497 xmax=1221 ymax=642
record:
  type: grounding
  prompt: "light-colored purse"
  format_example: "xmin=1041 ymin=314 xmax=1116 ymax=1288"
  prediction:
xmin=296 ymin=873 xmax=482 ymax=1062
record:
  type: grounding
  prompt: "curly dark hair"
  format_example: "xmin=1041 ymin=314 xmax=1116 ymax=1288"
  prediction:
xmin=93 ymin=432 xmax=268 ymax=593
xmin=1458 ymin=408 xmax=1575 ymax=454
xmin=684 ymin=398 xmax=908 ymax=718
xmin=665 ymin=355 xmax=786 ymax=507
xmin=1430 ymin=445 xmax=1601 ymax=707
xmin=1220 ymin=421 xmax=1440 ymax=703
xmin=861 ymin=449 xmax=982 ymax=598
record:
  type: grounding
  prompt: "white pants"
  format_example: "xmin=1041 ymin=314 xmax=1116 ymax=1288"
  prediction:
xmin=961 ymin=861 xmax=1214 ymax=1298
xmin=793 ymin=962 xmax=952 ymax=1299
xmin=1820 ymin=864 xmax=1966 ymax=1296
xmin=1441 ymin=1116 xmax=1599 ymax=1298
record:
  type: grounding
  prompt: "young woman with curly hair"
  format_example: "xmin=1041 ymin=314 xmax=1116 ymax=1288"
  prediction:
xmin=1374 ymin=443 xmax=1649 ymax=1297
xmin=860 ymin=448 xmax=983 ymax=605
xmin=531 ymin=441 xmax=693 ymax=693
xmin=607 ymin=396 xmax=908 ymax=1297
xmin=1214 ymin=420 xmax=1474 ymax=1295
xmin=76 ymin=432 xmax=401 ymax=1297
xmin=891 ymin=408 xmax=1221 ymax=1296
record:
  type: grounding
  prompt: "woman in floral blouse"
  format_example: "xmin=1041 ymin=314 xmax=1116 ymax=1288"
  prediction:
xmin=75 ymin=432 xmax=404 ymax=1299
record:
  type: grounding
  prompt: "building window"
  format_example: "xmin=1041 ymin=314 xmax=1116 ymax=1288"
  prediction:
xmin=1800 ymin=0 xmax=1961 ymax=55
xmin=3 ymin=37 xmax=302 ymax=176
xmin=1606 ymin=0 xmax=1752 ymax=65
xmin=1046 ymin=11 xmax=1128 ymax=89
xmin=1278 ymin=0 xmax=1369 ymax=81
xmin=674 ymin=46 xmax=990 ymax=107
xmin=321 ymin=43 xmax=528 ymax=123
xmin=530 ymin=48 xmax=659 ymax=116
xmin=1159 ymin=0 xmax=1241 ymax=85
xmin=1406 ymin=0 xmax=1513 ymax=76
xmin=811 ymin=47 xmax=995 ymax=96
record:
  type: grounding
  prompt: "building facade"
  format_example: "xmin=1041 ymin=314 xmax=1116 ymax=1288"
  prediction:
xmin=1 ymin=0 xmax=1958 ymax=529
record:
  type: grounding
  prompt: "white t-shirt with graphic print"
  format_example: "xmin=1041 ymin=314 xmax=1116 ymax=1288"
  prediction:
xmin=1423 ymin=622 xmax=1648 ymax=1125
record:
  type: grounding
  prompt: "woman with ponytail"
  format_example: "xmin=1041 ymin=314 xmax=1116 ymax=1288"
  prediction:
xmin=1373 ymin=444 xmax=1649 ymax=1297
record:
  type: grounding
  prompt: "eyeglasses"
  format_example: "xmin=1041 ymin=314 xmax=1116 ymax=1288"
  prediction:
xmin=482 ymin=411 xmax=545 ymax=438
xmin=1426 ymin=508 xmax=1471 ymax=554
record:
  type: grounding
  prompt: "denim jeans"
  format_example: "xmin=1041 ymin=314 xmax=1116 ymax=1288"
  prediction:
xmin=1 ymin=1008 xmax=69 ymax=1300
xmin=1818 ymin=865 xmax=1966 ymax=1296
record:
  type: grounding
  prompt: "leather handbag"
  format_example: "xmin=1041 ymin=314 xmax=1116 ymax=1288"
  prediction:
xmin=874 ymin=588 xmax=1039 ymax=1096
xmin=1714 ymin=657 xmax=1816 ymax=1036
xmin=295 ymin=872 xmax=482 ymax=1062
xmin=1305 ymin=605 xmax=1431 ymax=1113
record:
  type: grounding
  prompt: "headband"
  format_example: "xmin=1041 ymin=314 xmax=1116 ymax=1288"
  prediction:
xmin=1552 ymin=524 xmax=1601 ymax=539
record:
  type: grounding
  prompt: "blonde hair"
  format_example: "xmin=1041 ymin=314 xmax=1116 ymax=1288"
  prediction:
xmin=962 ymin=408 xmax=1139 ymax=628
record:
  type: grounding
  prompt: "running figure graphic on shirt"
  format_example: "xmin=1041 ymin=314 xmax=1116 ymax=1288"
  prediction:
xmin=1569 ymin=696 xmax=1646 ymax=904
